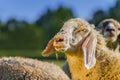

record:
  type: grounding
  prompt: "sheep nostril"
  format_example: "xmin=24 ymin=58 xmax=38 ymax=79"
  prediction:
xmin=112 ymin=29 xmax=115 ymax=31
xmin=106 ymin=29 xmax=115 ymax=32
xmin=56 ymin=38 xmax=64 ymax=42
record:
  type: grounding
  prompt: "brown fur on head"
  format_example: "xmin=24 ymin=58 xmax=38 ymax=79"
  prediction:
xmin=42 ymin=18 xmax=97 ymax=69
xmin=96 ymin=19 xmax=120 ymax=52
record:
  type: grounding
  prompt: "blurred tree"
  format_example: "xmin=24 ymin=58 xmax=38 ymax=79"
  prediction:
xmin=0 ymin=21 xmax=2 ymax=39
xmin=89 ymin=0 xmax=120 ymax=26
xmin=0 ymin=6 xmax=75 ymax=50
xmin=6 ymin=18 xmax=18 ymax=31
xmin=0 ymin=21 xmax=7 ymax=40
xmin=0 ymin=21 xmax=2 ymax=26
xmin=0 ymin=18 xmax=43 ymax=49
xmin=7 ymin=23 xmax=42 ymax=49
xmin=89 ymin=10 xmax=109 ymax=25
xmin=109 ymin=0 xmax=120 ymax=21
xmin=36 ymin=6 xmax=75 ymax=48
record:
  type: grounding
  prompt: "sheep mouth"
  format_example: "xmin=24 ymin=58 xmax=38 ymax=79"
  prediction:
xmin=54 ymin=45 xmax=67 ymax=52
xmin=53 ymin=37 xmax=79 ymax=52
xmin=53 ymin=41 xmax=69 ymax=52
xmin=108 ymin=33 xmax=115 ymax=38
xmin=104 ymin=32 xmax=115 ymax=38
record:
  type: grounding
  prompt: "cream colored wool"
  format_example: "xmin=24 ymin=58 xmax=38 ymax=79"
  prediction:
xmin=0 ymin=57 xmax=70 ymax=80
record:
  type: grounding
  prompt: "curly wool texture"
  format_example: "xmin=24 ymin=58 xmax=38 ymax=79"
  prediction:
xmin=0 ymin=57 xmax=70 ymax=80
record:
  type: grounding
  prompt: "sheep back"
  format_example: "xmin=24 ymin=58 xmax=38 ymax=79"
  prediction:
xmin=0 ymin=57 xmax=70 ymax=80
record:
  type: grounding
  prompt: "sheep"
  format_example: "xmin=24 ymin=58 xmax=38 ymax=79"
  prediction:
xmin=0 ymin=57 xmax=70 ymax=80
xmin=62 ymin=19 xmax=120 ymax=78
xmin=42 ymin=18 xmax=120 ymax=80
xmin=62 ymin=24 xmax=95 ymax=79
xmin=96 ymin=19 xmax=120 ymax=52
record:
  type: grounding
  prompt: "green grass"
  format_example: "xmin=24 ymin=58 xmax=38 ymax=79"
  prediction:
xmin=0 ymin=50 xmax=41 ymax=57
xmin=42 ymin=59 xmax=65 ymax=67
xmin=0 ymin=50 xmax=65 ymax=58
xmin=0 ymin=50 xmax=66 ymax=67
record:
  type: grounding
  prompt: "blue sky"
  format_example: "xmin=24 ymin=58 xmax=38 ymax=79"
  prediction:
xmin=0 ymin=0 xmax=117 ymax=23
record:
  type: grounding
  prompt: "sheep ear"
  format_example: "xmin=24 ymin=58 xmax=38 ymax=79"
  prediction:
xmin=118 ymin=27 xmax=120 ymax=34
xmin=82 ymin=32 xmax=97 ymax=69
xmin=41 ymin=38 xmax=55 ymax=57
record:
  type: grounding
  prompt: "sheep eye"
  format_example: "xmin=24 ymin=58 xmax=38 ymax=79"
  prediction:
xmin=82 ymin=29 xmax=87 ymax=32
xmin=77 ymin=30 xmax=80 ymax=33
xmin=118 ymin=28 xmax=120 ymax=30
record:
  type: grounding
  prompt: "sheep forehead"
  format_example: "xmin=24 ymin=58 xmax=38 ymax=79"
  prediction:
xmin=108 ymin=23 xmax=114 ymax=27
xmin=102 ymin=19 xmax=120 ymax=28
xmin=106 ymin=23 xmax=115 ymax=29
xmin=61 ymin=20 xmax=78 ymax=31
xmin=61 ymin=18 xmax=91 ymax=33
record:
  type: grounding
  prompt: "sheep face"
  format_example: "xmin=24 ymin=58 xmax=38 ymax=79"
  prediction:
xmin=103 ymin=22 xmax=116 ymax=41
xmin=97 ymin=19 xmax=120 ymax=42
xmin=42 ymin=18 xmax=97 ymax=69
xmin=42 ymin=18 xmax=91 ymax=56
xmin=53 ymin=20 xmax=91 ymax=52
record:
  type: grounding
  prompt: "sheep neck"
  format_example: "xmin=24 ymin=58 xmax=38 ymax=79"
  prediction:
xmin=65 ymin=33 xmax=119 ymax=80
xmin=65 ymin=47 xmax=118 ymax=80
xmin=65 ymin=32 xmax=120 ymax=80
xmin=65 ymin=51 xmax=89 ymax=80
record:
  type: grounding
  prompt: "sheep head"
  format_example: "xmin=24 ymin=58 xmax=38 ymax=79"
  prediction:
xmin=96 ymin=19 xmax=120 ymax=42
xmin=42 ymin=18 xmax=97 ymax=69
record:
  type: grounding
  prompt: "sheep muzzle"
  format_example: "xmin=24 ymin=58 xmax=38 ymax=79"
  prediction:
xmin=53 ymin=34 xmax=68 ymax=52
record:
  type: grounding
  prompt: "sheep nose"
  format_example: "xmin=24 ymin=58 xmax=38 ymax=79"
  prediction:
xmin=55 ymin=37 xmax=64 ymax=43
xmin=106 ymin=28 xmax=115 ymax=32
xmin=54 ymin=34 xmax=65 ymax=43
xmin=53 ymin=35 xmax=66 ymax=51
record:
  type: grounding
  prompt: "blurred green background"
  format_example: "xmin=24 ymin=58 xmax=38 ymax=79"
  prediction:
xmin=0 ymin=0 xmax=120 ymax=66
